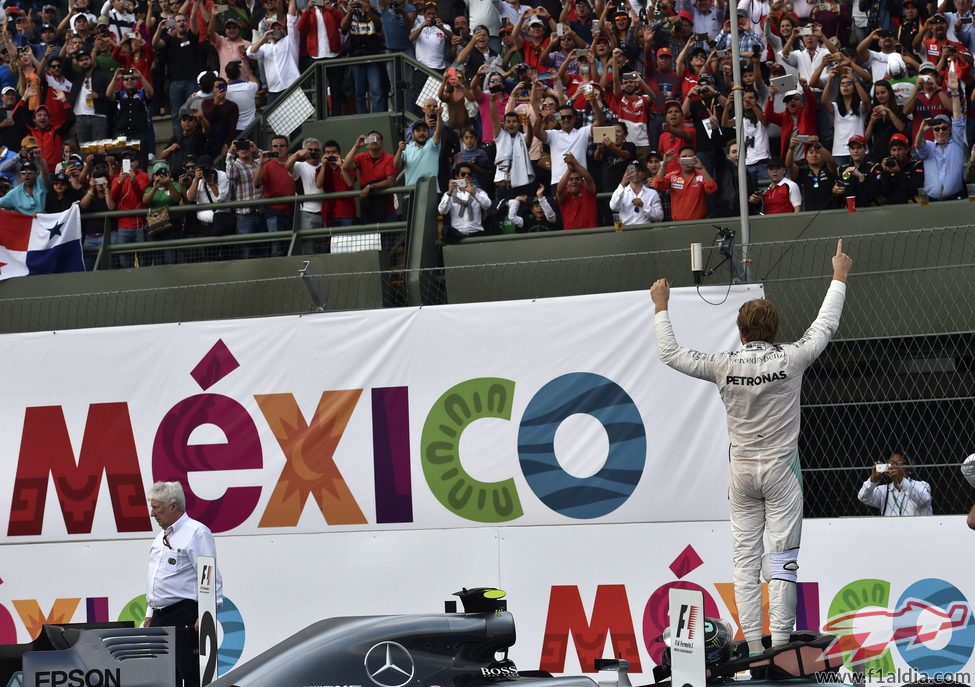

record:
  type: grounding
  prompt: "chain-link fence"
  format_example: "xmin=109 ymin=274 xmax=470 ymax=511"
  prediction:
xmin=2 ymin=224 xmax=973 ymax=518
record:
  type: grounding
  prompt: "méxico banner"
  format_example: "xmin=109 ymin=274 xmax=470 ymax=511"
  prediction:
xmin=0 ymin=286 xmax=973 ymax=682
xmin=0 ymin=285 xmax=759 ymax=543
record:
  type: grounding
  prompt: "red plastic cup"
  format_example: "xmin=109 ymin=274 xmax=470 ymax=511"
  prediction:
xmin=845 ymin=195 xmax=856 ymax=213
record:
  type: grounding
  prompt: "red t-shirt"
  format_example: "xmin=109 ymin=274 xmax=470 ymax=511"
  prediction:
xmin=911 ymin=91 xmax=949 ymax=142
xmin=659 ymin=124 xmax=698 ymax=174
xmin=354 ymin=152 xmax=397 ymax=212
xmin=260 ymin=159 xmax=297 ymax=213
xmin=921 ymin=38 xmax=971 ymax=81
xmin=652 ymin=170 xmax=716 ymax=221
xmin=320 ymin=165 xmax=357 ymax=223
xmin=559 ymin=186 xmax=597 ymax=230
xmin=110 ymin=171 xmax=151 ymax=229
xmin=762 ymin=180 xmax=798 ymax=215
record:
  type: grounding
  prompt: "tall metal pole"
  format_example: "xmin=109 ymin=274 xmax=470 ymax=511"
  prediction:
xmin=728 ymin=3 xmax=752 ymax=280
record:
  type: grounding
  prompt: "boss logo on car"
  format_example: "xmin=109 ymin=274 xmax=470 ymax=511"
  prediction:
xmin=479 ymin=667 xmax=519 ymax=679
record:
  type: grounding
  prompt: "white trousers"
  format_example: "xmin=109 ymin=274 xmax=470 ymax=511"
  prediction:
xmin=730 ymin=448 xmax=802 ymax=648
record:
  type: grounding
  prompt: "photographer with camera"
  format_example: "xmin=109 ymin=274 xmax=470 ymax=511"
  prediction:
xmin=858 ymin=452 xmax=933 ymax=516
xmin=286 ymin=137 xmax=325 ymax=233
xmin=438 ymin=162 xmax=492 ymax=239
xmin=878 ymin=133 xmax=921 ymax=204
xmin=186 ymin=153 xmax=232 ymax=237
xmin=316 ymin=140 xmax=357 ymax=229
xmin=225 ymin=138 xmax=263 ymax=257
xmin=410 ymin=3 xmax=452 ymax=70
xmin=141 ymin=161 xmax=184 ymax=263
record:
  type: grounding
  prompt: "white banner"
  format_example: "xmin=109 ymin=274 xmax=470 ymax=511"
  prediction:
xmin=0 ymin=518 xmax=971 ymax=681
xmin=0 ymin=286 xmax=758 ymax=544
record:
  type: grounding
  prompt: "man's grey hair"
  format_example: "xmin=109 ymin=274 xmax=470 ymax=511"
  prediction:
xmin=302 ymin=137 xmax=322 ymax=149
xmin=148 ymin=481 xmax=186 ymax=511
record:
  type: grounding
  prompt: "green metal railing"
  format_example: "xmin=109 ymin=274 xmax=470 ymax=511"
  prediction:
xmin=82 ymin=186 xmax=414 ymax=270
xmin=240 ymin=52 xmax=444 ymax=148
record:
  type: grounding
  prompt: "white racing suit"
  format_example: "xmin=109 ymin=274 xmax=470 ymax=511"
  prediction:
xmin=654 ymin=280 xmax=847 ymax=650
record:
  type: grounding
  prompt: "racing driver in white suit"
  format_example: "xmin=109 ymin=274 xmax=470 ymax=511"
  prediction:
xmin=649 ymin=240 xmax=853 ymax=656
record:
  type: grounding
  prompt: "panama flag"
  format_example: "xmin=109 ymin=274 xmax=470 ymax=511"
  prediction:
xmin=0 ymin=204 xmax=84 ymax=281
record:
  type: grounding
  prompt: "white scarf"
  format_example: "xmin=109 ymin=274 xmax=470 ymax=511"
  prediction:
xmin=494 ymin=130 xmax=533 ymax=187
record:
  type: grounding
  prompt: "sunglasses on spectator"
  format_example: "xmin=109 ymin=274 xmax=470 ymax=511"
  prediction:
xmin=457 ymin=171 xmax=471 ymax=177
xmin=931 ymin=125 xmax=949 ymax=131
xmin=19 ymin=170 xmax=34 ymax=175
xmin=271 ymin=143 xmax=288 ymax=148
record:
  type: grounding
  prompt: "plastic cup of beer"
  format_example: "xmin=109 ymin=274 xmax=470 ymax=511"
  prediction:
xmin=967 ymin=183 xmax=975 ymax=200
xmin=613 ymin=213 xmax=622 ymax=232
xmin=918 ymin=188 xmax=929 ymax=206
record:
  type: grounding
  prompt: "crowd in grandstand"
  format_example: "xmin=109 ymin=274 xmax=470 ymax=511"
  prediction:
xmin=2 ymin=0 xmax=975 ymax=246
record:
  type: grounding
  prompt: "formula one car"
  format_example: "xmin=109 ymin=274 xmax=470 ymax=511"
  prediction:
xmin=210 ymin=588 xmax=843 ymax=687
xmin=9 ymin=588 xmax=849 ymax=687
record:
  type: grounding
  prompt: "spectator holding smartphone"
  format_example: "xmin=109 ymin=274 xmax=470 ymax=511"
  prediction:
xmin=79 ymin=165 xmax=116 ymax=269
xmin=652 ymin=146 xmax=717 ymax=221
xmin=858 ymin=452 xmax=932 ymax=516
xmin=609 ymin=162 xmax=664 ymax=225
xmin=343 ymin=131 xmax=398 ymax=224
xmin=438 ymin=163 xmax=492 ymax=239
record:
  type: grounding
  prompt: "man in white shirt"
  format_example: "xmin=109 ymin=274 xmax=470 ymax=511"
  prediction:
xmin=855 ymin=28 xmax=912 ymax=82
xmin=858 ymin=452 xmax=934 ymax=516
xmin=144 ymin=481 xmax=222 ymax=687
xmin=225 ymin=60 xmax=259 ymax=133
xmin=609 ymin=163 xmax=663 ymax=224
xmin=533 ymin=87 xmax=606 ymax=186
xmin=410 ymin=4 xmax=452 ymax=70
xmin=246 ymin=0 xmax=299 ymax=104
xmin=286 ymin=137 xmax=325 ymax=231
xmin=778 ymin=23 xmax=836 ymax=83
xmin=438 ymin=163 xmax=492 ymax=237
